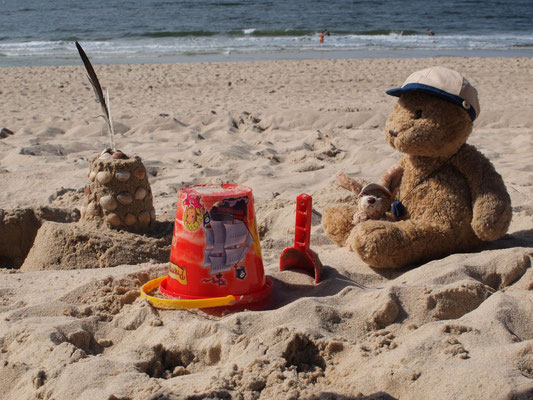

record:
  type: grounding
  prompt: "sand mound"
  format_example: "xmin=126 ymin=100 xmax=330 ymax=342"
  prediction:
xmin=0 ymin=200 xmax=171 ymax=272
xmin=20 ymin=220 xmax=172 ymax=271
xmin=0 ymin=207 xmax=80 ymax=268
xmin=2 ymin=247 xmax=532 ymax=399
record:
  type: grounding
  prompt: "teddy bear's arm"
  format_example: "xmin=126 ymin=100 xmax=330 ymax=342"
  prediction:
xmin=378 ymin=164 xmax=404 ymax=195
xmin=452 ymin=144 xmax=512 ymax=241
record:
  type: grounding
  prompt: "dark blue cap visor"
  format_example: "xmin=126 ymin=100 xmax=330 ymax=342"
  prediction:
xmin=386 ymin=83 xmax=477 ymax=121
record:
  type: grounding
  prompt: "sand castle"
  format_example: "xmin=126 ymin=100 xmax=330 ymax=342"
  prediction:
xmin=82 ymin=149 xmax=155 ymax=232
xmin=7 ymin=153 xmax=171 ymax=272
xmin=0 ymin=41 xmax=171 ymax=272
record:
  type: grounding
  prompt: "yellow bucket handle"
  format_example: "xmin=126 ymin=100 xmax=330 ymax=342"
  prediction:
xmin=140 ymin=276 xmax=237 ymax=310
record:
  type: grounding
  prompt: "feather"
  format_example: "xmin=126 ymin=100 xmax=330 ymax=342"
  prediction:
xmin=75 ymin=41 xmax=116 ymax=151
xmin=105 ymin=88 xmax=116 ymax=151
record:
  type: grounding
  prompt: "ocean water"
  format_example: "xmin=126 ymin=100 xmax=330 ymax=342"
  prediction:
xmin=1 ymin=0 xmax=533 ymax=66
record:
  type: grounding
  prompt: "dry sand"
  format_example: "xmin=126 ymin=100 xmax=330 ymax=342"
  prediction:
xmin=1 ymin=57 xmax=532 ymax=399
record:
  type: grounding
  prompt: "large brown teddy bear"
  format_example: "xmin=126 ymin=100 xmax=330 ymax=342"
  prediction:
xmin=322 ymin=66 xmax=512 ymax=268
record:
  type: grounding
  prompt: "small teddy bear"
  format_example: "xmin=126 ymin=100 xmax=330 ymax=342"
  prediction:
xmin=322 ymin=165 xmax=403 ymax=247
xmin=336 ymin=165 xmax=404 ymax=225
xmin=322 ymin=66 xmax=512 ymax=268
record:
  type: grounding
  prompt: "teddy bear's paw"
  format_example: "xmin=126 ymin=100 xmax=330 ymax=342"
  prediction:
xmin=471 ymin=203 xmax=512 ymax=242
xmin=351 ymin=221 xmax=409 ymax=268
xmin=322 ymin=205 xmax=358 ymax=247
xmin=352 ymin=212 xmax=368 ymax=226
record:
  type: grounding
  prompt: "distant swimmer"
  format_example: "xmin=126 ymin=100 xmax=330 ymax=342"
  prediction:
xmin=319 ymin=29 xmax=330 ymax=43
xmin=427 ymin=28 xmax=435 ymax=36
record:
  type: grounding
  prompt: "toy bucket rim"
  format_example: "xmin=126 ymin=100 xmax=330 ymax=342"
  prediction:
xmin=179 ymin=183 xmax=252 ymax=198
xmin=141 ymin=276 xmax=273 ymax=310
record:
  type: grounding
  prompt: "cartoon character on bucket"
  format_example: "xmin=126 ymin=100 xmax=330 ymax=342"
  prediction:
xmin=183 ymin=195 xmax=204 ymax=231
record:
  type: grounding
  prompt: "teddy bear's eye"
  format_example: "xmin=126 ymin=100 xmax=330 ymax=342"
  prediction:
xmin=415 ymin=110 xmax=423 ymax=119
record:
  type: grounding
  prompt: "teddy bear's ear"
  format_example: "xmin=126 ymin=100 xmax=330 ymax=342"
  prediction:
xmin=336 ymin=171 xmax=365 ymax=194
xmin=379 ymin=165 xmax=404 ymax=193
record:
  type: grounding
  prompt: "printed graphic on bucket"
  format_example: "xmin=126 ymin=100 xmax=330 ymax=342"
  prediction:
xmin=168 ymin=262 xmax=187 ymax=285
xmin=203 ymin=196 xmax=252 ymax=275
xmin=165 ymin=184 xmax=267 ymax=301
xmin=182 ymin=194 xmax=204 ymax=232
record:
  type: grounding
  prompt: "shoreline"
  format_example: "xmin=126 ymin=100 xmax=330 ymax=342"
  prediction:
xmin=2 ymin=47 xmax=533 ymax=68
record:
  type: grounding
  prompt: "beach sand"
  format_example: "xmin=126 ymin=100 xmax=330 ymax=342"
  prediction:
xmin=1 ymin=57 xmax=532 ymax=399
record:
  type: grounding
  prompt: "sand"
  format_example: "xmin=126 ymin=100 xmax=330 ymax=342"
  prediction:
xmin=0 ymin=57 xmax=532 ymax=400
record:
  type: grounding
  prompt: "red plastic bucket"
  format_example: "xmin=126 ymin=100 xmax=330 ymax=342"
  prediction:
xmin=161 ymin=184 xmax=272 ymax=308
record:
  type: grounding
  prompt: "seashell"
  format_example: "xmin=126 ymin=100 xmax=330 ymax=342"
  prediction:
xmin=99 ymin=195 xmax=117 ymax=211
xmin=106 ymin=213 xmax=122 ymax=227
xmin=135 ymin=187 xmax=147 ymax=200
xmin=139 ymin=211 xmax=151 ymax=226
xmin=112 ymin=151 xmax=125 ymax=159
xmin=133 ymin=167 xmax=146 ymax=180
xmin=116 ymin=171 xmax=131 ymax=182
xmin=124 ymin=213 xmax=137 ymax=226
xmin=96 ymin=171 xmax=112 ymax=184
xmin=117 ymin=192 xmax=133 ymax=205
xmin=89 ymin=171 xmax=97 ymax=181
xmin=83 ymin=185 xmax=90 ymax=196
xmin=86 ymin=201 xmax=99 ymax=216
xmin=99 ymin=152 xmax=111 ymax=160
xmin=138 ymin=210 xmax=151 ymax=226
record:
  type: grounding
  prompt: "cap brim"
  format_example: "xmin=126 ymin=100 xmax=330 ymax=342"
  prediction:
xmin=386 ymin=83 xmax=476 ymax=121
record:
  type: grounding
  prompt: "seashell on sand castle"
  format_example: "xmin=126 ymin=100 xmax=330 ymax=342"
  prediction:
xmin=81 ymin=149 xmax=155 ymax=232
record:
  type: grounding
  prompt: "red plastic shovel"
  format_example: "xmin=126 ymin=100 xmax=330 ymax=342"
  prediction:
xmin=280 ymin=193 xmax=323 ymax=283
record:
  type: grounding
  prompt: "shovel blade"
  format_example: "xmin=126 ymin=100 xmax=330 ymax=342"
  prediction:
xmin=280 ymin=246 xmax=322 ymax=283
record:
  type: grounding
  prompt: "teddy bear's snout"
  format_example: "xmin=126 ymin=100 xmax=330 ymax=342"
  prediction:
xmin=361 ymin=195 xmax=382 ymax=210
xmin=389 ymin=129 xmax=398 ymax=137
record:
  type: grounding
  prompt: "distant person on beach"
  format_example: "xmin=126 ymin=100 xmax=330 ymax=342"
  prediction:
xmin=427 ymin=28 xmax=435 ymax=36
xmin=319 ymin=29 xmax=330 ymax=43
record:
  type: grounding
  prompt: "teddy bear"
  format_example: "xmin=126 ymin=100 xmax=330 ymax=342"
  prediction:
xmin=322 ymin=66 xmax=512 ymax=268
xmin=322 ymin=165 xmax=403 ymax=247
xmin=336 ymin=165 xmax=404 ymax=224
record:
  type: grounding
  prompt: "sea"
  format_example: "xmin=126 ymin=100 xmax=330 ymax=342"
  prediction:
xmin=1 ymin=0 xmax=533 ymax=66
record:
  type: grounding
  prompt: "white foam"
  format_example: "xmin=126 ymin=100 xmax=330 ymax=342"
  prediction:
xmin=2 ymin=32 xmax=533 ymax=63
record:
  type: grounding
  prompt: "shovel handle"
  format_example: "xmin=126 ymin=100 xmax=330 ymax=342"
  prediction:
xmin=294 ymin=193 xmax=312 ymax=250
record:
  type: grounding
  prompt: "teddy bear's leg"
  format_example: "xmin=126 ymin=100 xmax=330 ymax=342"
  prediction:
xmin=321 ymin=205 xmax=358 ymax=247
xmin=349 ymin=219 xmax=459 ymax=268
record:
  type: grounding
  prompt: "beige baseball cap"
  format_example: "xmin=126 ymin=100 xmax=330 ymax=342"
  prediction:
xmin=386 ymin=66 xmax=480 ymax=121
xmin=359 ymin=183 xmax=391 ymax=198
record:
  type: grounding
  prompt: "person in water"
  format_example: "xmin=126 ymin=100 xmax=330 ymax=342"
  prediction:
xmin=319 ymin=29 xmax=330 ymax=43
